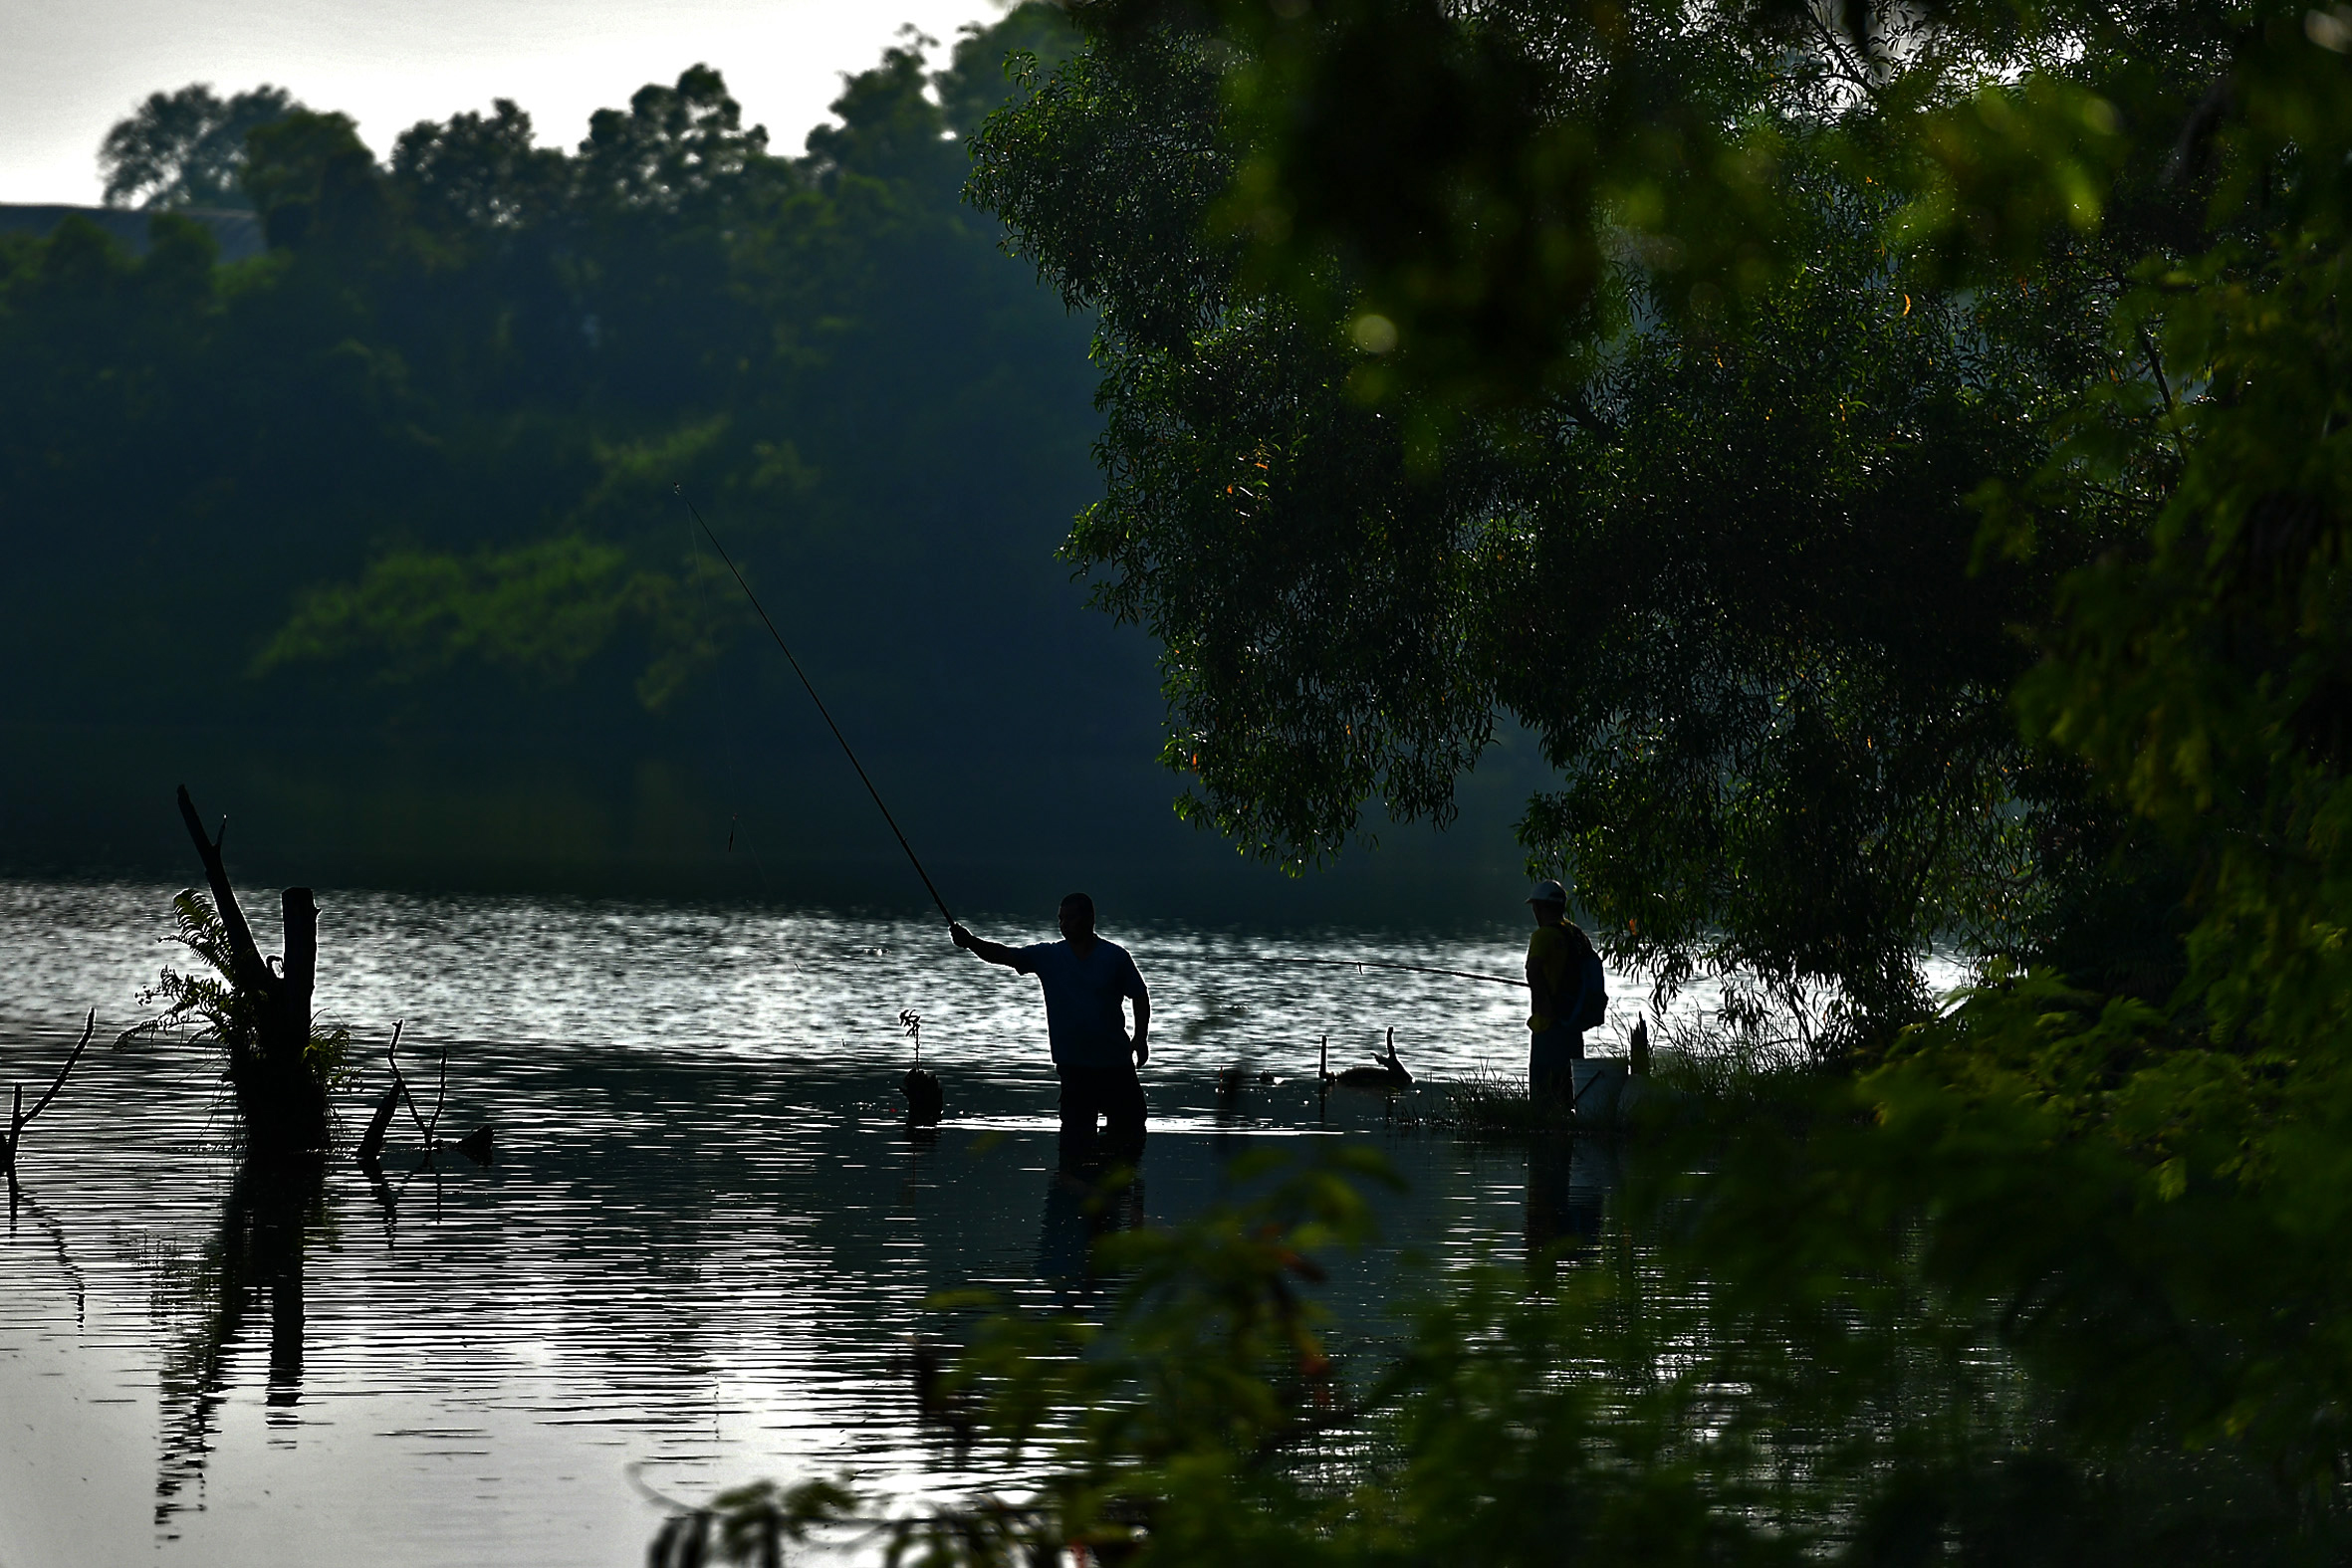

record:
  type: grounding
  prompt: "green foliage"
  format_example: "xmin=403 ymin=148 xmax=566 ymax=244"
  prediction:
xmin=254 ymin=538 xmax=734 ymax=711
xmin=577 ymin=65 xmax=773 ymax=218
xmin=871 ymin=9 xmax=2352 ymax=1558
xmin=646 ymin=1477 xmax=856 ymax=1568
xmin=962 ymin=0 xmax=2352 ymax=1043
xmin=138 ymin=890 xmax=260 ymax=1046
xmin=637 ymin=10 xmax=2352 ymax=1564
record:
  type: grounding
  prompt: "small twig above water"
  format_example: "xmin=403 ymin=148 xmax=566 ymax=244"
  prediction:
xmin=389 ymin=1023 xmax=441 ymax=1142
xmin=356 ymin=1020 xmax=404 ymax=1171
xmin=375 ymin=1022 xmax=494 ymax=1168
xmin=4 ymin=1009 xmax=97 ymax=1186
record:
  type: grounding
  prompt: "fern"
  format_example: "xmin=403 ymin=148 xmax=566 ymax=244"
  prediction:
xmin=134 ymin=889 xmax=352 ymax=1090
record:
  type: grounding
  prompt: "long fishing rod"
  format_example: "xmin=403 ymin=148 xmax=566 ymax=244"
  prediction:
xmin=1185 ymin=953 xmax=1529 ymax=989
xmin=677 ymin=486 xmax=956 ymax=928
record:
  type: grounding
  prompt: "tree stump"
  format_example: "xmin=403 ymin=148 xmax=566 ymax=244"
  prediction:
xmin=176 ymin=785 xmax=330 ymax=1160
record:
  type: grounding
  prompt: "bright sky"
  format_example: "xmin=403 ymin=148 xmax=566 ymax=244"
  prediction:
xmin=0 ymin=0 xmax=1013 ymax=205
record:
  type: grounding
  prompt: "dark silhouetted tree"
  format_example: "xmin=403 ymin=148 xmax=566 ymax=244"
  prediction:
xmin=100 ymin=83 xmax=299 ymax=209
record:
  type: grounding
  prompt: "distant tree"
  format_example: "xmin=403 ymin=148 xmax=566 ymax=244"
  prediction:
xmin=240 ymin=111 xmax=387 ymax=253
xmin=390 ymin=100 xmax=569 ymax=237
xmin=576 ymin=64 xmax=774 ymax=218
xmin=99 ymin=83 xmax=299 ymax=210
xmin=804 ymin=38 xmax=963 ymax=189
xmin=934 ymin=4 xmax=1082 ymax=139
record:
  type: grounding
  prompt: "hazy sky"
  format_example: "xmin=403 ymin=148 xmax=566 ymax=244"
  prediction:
xmin=0 ymin=0 xmax=1012 ymax=205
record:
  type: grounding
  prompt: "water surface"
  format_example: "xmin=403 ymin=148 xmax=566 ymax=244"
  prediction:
xmin=1 ymin=882 xmax=1635 ymax=1566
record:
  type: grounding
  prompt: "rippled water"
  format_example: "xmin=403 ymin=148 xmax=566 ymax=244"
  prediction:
xmin=0 ymin=881 xmax=1667 ymax=1566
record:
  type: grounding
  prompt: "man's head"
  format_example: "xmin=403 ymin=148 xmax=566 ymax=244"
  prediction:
xmin=1527 ymin=878 xmax=1567 ymax=927
xmin=1058 ymin=892 xmax=1097 ymax=940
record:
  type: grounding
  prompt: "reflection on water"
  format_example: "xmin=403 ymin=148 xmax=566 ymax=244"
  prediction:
xmin=1526 ymin=1136 xmax=1619 ymax=1281
xmin=1036 ymin=1169 xmax=1149 ymax=1302
xmin=0 ymin=882 xmax=1650 ymax=1566
xmin=154 ymin=1163 xmax=321 ymax=1532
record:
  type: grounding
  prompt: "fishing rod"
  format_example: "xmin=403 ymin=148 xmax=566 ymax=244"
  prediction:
xmin=1185 ymin=953 xmax=1529 ymax=989
xmin=677 ymin=486 xmax=956 ymax=928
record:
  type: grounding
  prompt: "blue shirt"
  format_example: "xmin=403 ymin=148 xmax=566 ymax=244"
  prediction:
xmin=1015 ymin=937 xmax=1148 ymax=1068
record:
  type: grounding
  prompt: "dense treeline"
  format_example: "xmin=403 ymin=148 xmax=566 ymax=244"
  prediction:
xmin=5 ymin=10 xmax=1499 ymax=905
xmin=2 ymin=11 xmax=1088 ymax=744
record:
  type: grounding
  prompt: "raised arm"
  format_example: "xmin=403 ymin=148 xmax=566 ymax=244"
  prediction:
xmin=951 ymin=923 xmax=1025 ymax=970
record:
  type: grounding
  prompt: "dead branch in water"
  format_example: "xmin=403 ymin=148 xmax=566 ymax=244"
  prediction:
xmin=355 ymin=1020 xmax=405 ymax=1171
xmin=372 ymin=1023 xmax=494 ymax=1168
xmin=4 ymin=1009 xmax=97 ymax=1185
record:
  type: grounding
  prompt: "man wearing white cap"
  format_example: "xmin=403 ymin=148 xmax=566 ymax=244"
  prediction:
xmin=1526 ymin=879 xmax=1601 ymax=1104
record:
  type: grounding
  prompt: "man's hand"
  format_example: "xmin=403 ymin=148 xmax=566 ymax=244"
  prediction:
xmin=955 ymin=925 xmax=1022 ymax=969
xmin=1133 ymin=1035 xmax=1149 ymax=1067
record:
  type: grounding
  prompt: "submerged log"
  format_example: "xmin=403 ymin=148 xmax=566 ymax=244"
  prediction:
xmin=175 ymin=784 xmax=329 ymax=1159
xmin=354 ymin=1082 xmax=400 ymax=1170
xmin=355 ymin=1020 xmax=406 ymax=1171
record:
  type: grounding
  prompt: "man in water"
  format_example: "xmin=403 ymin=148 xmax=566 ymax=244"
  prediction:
xmin=1526 ymin=878 xmax=1598 ymax=1104
xmin=952 ymin=893 xmax=1151 ymax=1170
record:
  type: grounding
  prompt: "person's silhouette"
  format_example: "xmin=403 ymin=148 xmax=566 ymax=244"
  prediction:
xmin=953 ymin=893 xmax=1152 ymax=1173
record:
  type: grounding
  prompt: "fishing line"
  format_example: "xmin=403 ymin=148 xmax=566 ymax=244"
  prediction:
xmin=676 ymin=485 xmax=956 ymax=927
xmin=1181 ymin=953 xmax=1529 ymax=989
xmin=682 ymin=507 xmax=773 ymax=899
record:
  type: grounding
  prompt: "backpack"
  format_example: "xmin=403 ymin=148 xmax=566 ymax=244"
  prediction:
xmin=1571 ymin=948 xmax=1607 ymax=1031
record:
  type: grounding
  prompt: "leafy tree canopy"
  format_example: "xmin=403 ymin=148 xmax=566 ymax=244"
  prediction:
xmin=904 ymin=12 xmax=2352 ymax=1554
xmin=969 ymin=0 xmax=2347 ymax=1055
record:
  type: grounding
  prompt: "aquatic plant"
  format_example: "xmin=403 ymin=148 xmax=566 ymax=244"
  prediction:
xmin=1645 ymin=998 xmax=1818 ymax=1109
